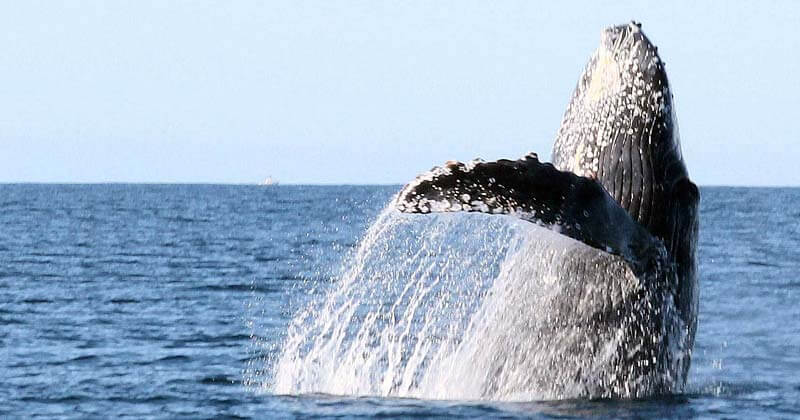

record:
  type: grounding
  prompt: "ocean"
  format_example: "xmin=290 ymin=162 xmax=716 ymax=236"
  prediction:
xmin=1 ymin=184 xmax=799 ymax=418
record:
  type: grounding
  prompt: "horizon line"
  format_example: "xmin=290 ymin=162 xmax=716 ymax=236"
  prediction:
xmin=1 ymin=182 xmax=799 ymax=189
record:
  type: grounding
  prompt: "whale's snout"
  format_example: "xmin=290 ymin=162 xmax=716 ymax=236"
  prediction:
xmin=583 ymin=21 xmax=669 ymax=111
xmin=598 ymin=21 xmax=664 ymax=74
xmin=600 ymin=21 xmax=642 ymax=50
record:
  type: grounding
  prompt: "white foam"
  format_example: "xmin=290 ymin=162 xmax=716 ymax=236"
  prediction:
xmin=262 ymin=208 xmax=688 ymax=400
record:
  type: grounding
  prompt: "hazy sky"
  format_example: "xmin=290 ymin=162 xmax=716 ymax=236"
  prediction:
xmin=2 ymin=1 xmax=798 ymax=185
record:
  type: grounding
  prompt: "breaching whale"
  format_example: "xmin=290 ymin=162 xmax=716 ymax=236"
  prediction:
xmin=395 ymin=22 xmax=699 ymax=398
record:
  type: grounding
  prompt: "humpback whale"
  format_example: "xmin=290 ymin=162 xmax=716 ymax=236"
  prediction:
xmin=395 ymin=22 xmax=699 ymax=398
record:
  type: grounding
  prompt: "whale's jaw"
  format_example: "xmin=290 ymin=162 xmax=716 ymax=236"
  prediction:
xmin=552 ymin=22 xmax=686 ymax=233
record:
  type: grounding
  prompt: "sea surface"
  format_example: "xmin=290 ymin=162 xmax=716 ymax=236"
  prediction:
xmin=1 ymin=184 xmax=799 ymax=418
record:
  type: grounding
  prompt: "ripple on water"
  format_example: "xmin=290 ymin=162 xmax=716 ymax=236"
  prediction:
xmin=2 ymin=185 xmax=799 ymax=418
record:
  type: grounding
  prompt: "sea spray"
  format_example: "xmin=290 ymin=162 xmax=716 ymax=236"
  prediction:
xmin=267 ymin=205 xmax=687 ymax=400
xmin=269 ymin=206 xmax=526 ymax=395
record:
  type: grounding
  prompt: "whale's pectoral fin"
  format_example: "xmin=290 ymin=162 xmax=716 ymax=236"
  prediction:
xmin=396 ymin=153 xmax=664 ymax=272
xmin=396 ymin=153 xmax=585 ymax=221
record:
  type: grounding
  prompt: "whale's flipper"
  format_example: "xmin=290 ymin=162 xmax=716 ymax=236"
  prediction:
xmin=396 ymin=153 xmax=666 ymax=275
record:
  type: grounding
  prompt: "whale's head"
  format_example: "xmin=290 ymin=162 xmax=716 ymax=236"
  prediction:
xmin=394 ymin=23 xmax=701 ymax=393
xmin=552 ymin=22 xmax=689 ymax=233
xmin=552 ymin=23 xmax=699 ymax=354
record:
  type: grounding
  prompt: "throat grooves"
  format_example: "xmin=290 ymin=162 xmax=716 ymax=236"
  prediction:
xmin=629 ymin=114 xmax=644 ymax=224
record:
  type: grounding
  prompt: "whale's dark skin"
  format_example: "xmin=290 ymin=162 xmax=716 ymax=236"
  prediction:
xmin=395 ymin=23 xmax=699 ymax=398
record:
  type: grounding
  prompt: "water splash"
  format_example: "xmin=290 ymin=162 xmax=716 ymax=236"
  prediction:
xmin=267 ymin=205 xmax=687 ymax=400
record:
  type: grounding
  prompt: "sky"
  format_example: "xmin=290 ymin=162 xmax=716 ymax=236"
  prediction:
xmin=1 ymin=1 xmax=798 ymax=185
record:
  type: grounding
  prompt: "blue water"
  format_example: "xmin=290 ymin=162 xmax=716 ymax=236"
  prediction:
xmin=1 ymin=184 xmax=799 ymax=418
